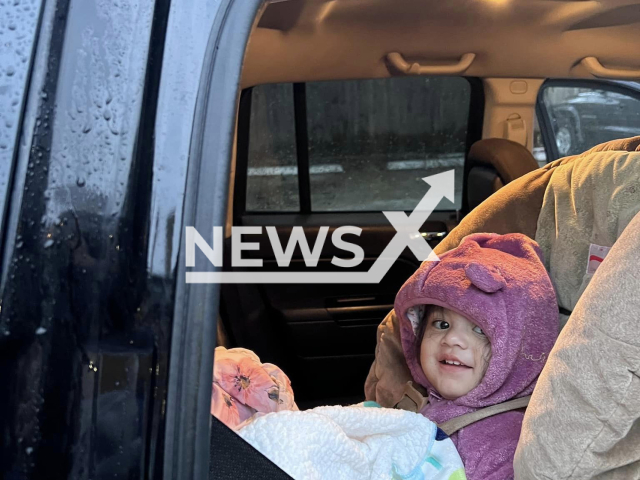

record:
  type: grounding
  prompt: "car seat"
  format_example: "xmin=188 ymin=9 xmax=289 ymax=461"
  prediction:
xmin=464 ymin=138 xmax=541 ymax=213
xmin=365 ymin=136 xmax=640 ymax=479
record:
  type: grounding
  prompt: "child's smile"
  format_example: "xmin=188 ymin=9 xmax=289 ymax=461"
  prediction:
xmin=438 ymin=354 xmax=472 ymax=371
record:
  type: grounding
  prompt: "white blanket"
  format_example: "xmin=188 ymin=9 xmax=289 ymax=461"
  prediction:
xmin=237 ymin=403 xmax=466 ymax=480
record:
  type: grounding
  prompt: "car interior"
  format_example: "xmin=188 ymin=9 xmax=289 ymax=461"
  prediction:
xmin=215 ymin=0 xmax=640 ymax=411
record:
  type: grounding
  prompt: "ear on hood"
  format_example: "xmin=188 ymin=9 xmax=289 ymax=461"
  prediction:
xmin=464 ymin=262 xmax=505 ymax=293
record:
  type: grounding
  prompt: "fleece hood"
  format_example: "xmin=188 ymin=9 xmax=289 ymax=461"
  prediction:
xmin=395 ymin=233 xmax=558 ymax=424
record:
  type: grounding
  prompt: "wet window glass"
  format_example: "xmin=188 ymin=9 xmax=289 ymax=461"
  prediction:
xmin=306 ymin=77 xmax=469 ymax=211
xmin=247 ymin=83 xmax=300 ymax=212
xmin=245 ymin=77 xmax=470 ymax=212
xmin=541 ymin=85 xmax=640 ymax=158
xmin=0 ymin=0 xmax=43 ymax=239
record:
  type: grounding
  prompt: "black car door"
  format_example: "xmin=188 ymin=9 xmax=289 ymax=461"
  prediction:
xmin=0 ymin=0 xmax=226 ymax=479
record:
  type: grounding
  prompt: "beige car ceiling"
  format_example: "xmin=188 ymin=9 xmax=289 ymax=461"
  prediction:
xmin=241 ymin=0 xmax=640 ymax=87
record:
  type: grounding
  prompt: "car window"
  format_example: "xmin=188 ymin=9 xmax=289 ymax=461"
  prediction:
xmin=246 ymin=77 xmax=471 ymax=212
xmin=247 ymin=83 xmax=300 ymax=212
xmin=538 ymin=83 xmax=640 ymax=159
xmin=0 ymin=0 xmax=43 ymax=238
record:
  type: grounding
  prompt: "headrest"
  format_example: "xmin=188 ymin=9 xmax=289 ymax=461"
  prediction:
xmin=468 ymin=138 xmax=540 ymax=184
xmin=465 ymin=138 xmax=539 ymax=212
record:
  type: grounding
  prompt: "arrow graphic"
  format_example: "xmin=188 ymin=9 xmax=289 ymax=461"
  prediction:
xmin=186 ymin=169 xmax=454 ymax=283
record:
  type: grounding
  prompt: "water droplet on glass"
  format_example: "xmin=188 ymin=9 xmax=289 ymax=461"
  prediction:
xmin=103 ymin=109 xmax=111 ymax=121
xmin=25 ymin=447 xmax=33 ymax=455
xmin=35 ymin=327 xmax=46 ymax=335
xmin=6 ymin=66 xmax=15 ymax=77
xmin=76 ymin=177 xmax=86 ymax=187
xmin=16 ymin=241 xmax=23 ymax=249
xmin=43 ymin=239 xmax=54 ymax=248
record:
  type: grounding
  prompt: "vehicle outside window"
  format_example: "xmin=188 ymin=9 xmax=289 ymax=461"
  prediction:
xmin=246 ymin=77 xmax=471 ymax=212
xmin=537 ymin=81 xmax=640 ymax=160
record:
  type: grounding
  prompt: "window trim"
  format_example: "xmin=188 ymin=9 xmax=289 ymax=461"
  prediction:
xmin=233 ymin=88 xmax=252 ymax=225
xmin=461 ymin=77 xmax=485 ymax=216
xmin=536 ymin=78 xmax=640 ymax=162
xmin=235 ymin=76 xmax=484 ymax=218
xmin=293 ymin=83 xmax=311 ymax=213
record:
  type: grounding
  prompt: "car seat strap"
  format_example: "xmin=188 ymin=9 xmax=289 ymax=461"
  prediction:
xmin=395 ymin=381 xmax=429 ymax=412
xmin=438 ymin=395 xmax=531 ymax=436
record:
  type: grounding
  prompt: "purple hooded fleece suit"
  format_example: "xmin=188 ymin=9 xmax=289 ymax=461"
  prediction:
xmin=395 ymin=233 xmax=558 ymax=480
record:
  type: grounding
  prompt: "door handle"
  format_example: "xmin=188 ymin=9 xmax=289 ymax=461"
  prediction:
xmin=421 ymin=231 xmax=447 ymax=242
xmin=327 ymin=304 xmax=394 ymax=318
xmin=326 ymin=295 xmax=395 ymax=321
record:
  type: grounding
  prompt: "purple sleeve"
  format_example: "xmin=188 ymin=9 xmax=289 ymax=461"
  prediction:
xmin=456 ymin=411 xmax=524 ymax=480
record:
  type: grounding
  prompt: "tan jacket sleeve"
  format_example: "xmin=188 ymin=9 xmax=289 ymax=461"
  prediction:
xmin=364 ymin=309 xmax=417 ymax=407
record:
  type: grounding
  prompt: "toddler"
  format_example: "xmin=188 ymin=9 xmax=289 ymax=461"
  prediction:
xmin=395 ymin=233 xmax=558 ymax=480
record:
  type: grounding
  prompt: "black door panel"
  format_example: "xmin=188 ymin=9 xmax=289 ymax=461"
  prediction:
xmin=219 ymin=213 xmax=452 ymax=406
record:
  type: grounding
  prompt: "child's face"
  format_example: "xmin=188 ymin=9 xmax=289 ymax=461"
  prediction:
xmin=419 ymin=307 xmax=491 ymax=400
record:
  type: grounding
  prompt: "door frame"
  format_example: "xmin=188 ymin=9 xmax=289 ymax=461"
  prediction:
xmin=164 ymin=0 xmax=266 ymax=479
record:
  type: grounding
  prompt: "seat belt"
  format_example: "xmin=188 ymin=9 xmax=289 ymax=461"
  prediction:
xmin=394 ymin=382 xmax=531 ymax=436
xmin=504 ymin=113 xmax=528 ymax=147
xmin=438 ymin=395 xmax=531 ymax=436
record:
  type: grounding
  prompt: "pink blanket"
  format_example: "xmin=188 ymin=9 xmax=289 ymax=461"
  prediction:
xmin=211 ymin=347 xmax=298 ymax=429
